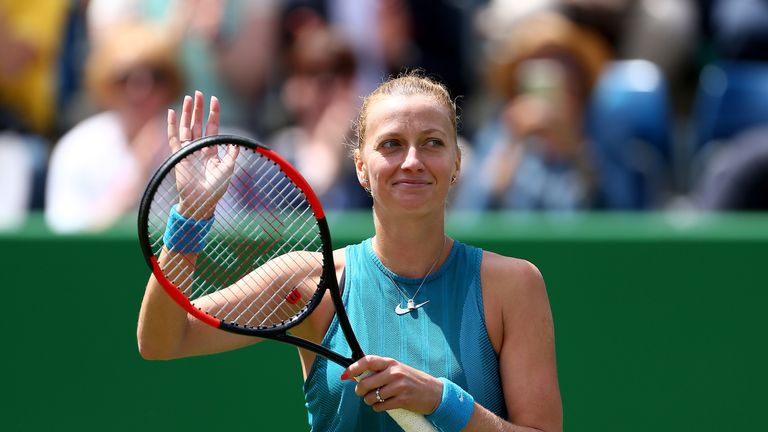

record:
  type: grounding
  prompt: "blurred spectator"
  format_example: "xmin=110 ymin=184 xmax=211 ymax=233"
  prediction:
xmin=0 ymin=131 xmax=39 ymax=229
xmin=326 ymin=0 xmax=478 ymax=107
xmin=45 ymin=23 xmax=183 ymax=233
xmin=557 ymin=0 xmax=699 ymax=118
xmin=325 ymin=0 xmax=414 ymax=97
xmin=268 ymin=19 xmax=371 ymax=209
xmin=616 ymin=0 xmax=698 ymax=86
xmin=56 ymin=1 xmax=91 ymax=136
xmin=0 ymin=0 xmax=70 ymax=228
xmin=399 ymin=0 xmax=478 ymax=104
xmin=554 ymin=0 xmax=698 ymax=74
xmin=453 ymin=12 xmax=612 ymax=210
xmin=472 ymin=0 xmax=555 ymax=48
xmin=87 ymin=0 xmax=281 ymax=137
xmin=0 ymin=0 xmax=69 ymax=136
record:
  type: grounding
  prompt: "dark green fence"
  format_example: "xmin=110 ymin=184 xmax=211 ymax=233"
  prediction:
xmin=3 ymin=212 xmax=766 ymax=431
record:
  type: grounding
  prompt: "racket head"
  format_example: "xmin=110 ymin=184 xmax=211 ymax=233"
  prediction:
xmin=138 ymin=134 xmax=336 ymax=336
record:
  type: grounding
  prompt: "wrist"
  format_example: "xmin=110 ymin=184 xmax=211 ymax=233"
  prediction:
xmin=176 ymin=201 xmax=215 ymax=220
xmin=163 ymin=204 xmax=214 ymax=253
xmin=425 ymin=377 xmax=475 ymax=431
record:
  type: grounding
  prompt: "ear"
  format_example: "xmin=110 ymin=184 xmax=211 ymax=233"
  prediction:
xmin=451 ymin=142 xmax=462 ymax=184
xmin=353 ymin=148 xmax=369 ymax=188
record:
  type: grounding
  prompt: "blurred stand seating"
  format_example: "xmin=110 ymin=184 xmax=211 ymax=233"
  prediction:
xmin=695 ymin=125 xmax=768 ymax=210
xmin=689 ymin=61 xmax=768 ymax=181
xmin=690 ymin=61 xmax=768 ymax=210
xmin=586 ymin=60 xmax=673 ymax=209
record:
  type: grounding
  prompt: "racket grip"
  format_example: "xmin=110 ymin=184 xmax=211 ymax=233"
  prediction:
xmin=386 ymin=408 xmax=438 ymax=432
xmin=355 ymin=372 xmax=437 ymax=432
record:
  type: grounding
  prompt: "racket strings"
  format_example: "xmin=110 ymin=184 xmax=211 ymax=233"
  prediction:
xmin=230 ymin=215 xmax=321 ymax=325
xmin=221 ymin=215 xmax=321 ymax=326
xmin=171 ymin=151 xmax=297 ymax=283
xmin=198 ymin=149 xmax=321 ymax=325
xmin=149 ymin=143 xmax=326 ymax=329
xmin=179 ymin=154 xmax=316 ymax=320
xmin=202 ymin=156 xmax=322 ymax=324
xmin=166 ymin=155 xmax=313 ymax=324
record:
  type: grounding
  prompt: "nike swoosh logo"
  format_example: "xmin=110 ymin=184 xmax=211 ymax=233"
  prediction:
xmin=394 ymin=300 xmax=430 ymax=315
xmin=394 ymin=304 xmax=411 ymax=315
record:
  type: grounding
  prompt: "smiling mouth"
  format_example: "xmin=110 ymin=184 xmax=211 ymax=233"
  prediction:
xmin=393 ymin=179 xmax=431 ymax=186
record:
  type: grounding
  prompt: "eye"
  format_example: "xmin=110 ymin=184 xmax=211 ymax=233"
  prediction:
xmin=378 ymin=139 xmax=401 ymax=150
xmin=424 ymin=138 xmax=445 ymax=148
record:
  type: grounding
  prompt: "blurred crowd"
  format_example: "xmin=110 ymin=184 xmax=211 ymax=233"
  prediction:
xmin=1 ymin=0 xmax=767 ymax=233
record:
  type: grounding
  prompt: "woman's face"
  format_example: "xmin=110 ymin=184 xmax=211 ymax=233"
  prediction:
xmin=355 ymin=94 xmax=460 ymax=215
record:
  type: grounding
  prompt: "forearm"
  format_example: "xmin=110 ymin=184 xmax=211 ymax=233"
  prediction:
xmin=136 ymin=250 xmax=196 ymax=360
xmin=465 ymin=404 xmax=560 ymax=432
xmin=137 ymin=247 xmax=270 ymax=359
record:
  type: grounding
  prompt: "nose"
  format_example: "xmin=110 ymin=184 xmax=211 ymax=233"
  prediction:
xmin=400 ymin=145 xmax=424 ymax=171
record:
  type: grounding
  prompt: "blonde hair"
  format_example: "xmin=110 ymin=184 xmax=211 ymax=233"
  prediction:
xmin=354 ymin=72 xmax=458 ymax=149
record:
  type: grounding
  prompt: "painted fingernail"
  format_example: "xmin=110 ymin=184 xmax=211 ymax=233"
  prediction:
xmin=340 ymin=371 xmax=351 ymax=381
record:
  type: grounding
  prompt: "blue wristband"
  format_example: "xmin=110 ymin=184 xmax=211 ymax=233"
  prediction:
xmin=163 ymin=205 xmax=214 ymax=253
xmin=425 ymin=378 xmax=475 ymax=431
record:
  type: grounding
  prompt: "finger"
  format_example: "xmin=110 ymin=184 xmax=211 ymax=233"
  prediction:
xmin=179 ymin=95 xmax=193 ymax=143
xmin=363 ymin=384 xmax=390 ymax=406
xmin=354 ymin=369 xmax=391 ymax=397
xmin=351 ymin=357 xmax=395 ymax=397
xmin=191 ymin=90 xmax=204 ymax=139
xmin=347 ymin=355 xmax=389 ymax=379
xmin=205 ymin=95 xmax=220 ymax=136
xmin=167 ymin=109 xmax=181 ymax=153
xmin=365 ymin=388 xmax=403 ymax=412
xmin=220 ymin=144 xmax=240 ymax=171
xmin=370 ymin=393 xmax=402 ymax=413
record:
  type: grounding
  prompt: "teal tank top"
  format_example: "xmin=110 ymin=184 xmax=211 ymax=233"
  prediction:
xmin=304 ymin=238 xmax=506 ymax=431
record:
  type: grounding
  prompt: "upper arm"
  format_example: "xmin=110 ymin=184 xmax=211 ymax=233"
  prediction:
xmin=482 ymin=253 xmax=563 ymax=431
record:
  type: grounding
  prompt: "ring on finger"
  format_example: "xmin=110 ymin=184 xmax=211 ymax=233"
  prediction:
xmin=375 ymin=387 xmax=385 ymax=404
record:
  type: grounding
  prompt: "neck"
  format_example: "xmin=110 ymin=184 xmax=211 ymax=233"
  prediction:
xmin=371 ymin=207 xmax=450 ymax=278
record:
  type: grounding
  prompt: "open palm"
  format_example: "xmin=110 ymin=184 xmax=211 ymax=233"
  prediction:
xmin=168 ymin=91 xmax=239 ymax=219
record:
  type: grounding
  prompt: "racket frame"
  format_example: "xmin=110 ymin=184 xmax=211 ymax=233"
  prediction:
xmin=138 ymin=134 xmax=364 ymax=367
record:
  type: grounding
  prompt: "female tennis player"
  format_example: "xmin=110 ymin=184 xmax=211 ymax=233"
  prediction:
xmin=137 ymin=73 xmax=562 ymax=431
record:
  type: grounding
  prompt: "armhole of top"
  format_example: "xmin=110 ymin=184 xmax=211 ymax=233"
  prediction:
xmin=474 ymin=247 xmax=486 ymax=320
xmin=304 ymin=267 xmax=346 ymax=385
xmin=338 ymin=269 xmax=346 ymax=295
xmin=474 ymin=248 xmax=498 ymax=351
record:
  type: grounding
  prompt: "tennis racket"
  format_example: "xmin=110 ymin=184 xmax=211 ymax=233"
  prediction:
xmin=137 ymin=134 xmax=436 ymax=432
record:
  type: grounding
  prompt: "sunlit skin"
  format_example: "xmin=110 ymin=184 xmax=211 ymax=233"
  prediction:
xmin=138 ymin=88 xmax=562 ymax=431
xmin=354 ymin=94 xmax=461 ymax=218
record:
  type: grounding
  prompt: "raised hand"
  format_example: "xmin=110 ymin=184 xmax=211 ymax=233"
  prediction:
xmin=168 ymin=91 xmax=239 ymax=219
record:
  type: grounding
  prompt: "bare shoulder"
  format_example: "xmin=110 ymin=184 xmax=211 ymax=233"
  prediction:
xmin=333 ymin=247 xmax=347 ymax=275
xmin=480 ymin=250 xmax=545 ymax=296
xmin=480 ymin=251 xmax=550 ymax=352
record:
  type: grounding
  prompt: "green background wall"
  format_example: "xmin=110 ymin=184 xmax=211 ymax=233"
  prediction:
xmin=2 ymin=212 xmax=766 ymax=431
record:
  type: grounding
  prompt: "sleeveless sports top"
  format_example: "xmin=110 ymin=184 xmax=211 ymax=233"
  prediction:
xmin=303 ymin=238 xmax=506 ymax=431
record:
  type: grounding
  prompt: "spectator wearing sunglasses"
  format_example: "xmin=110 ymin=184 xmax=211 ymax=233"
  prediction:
xmin=45 ymin=22 xmax=183 ymax=233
